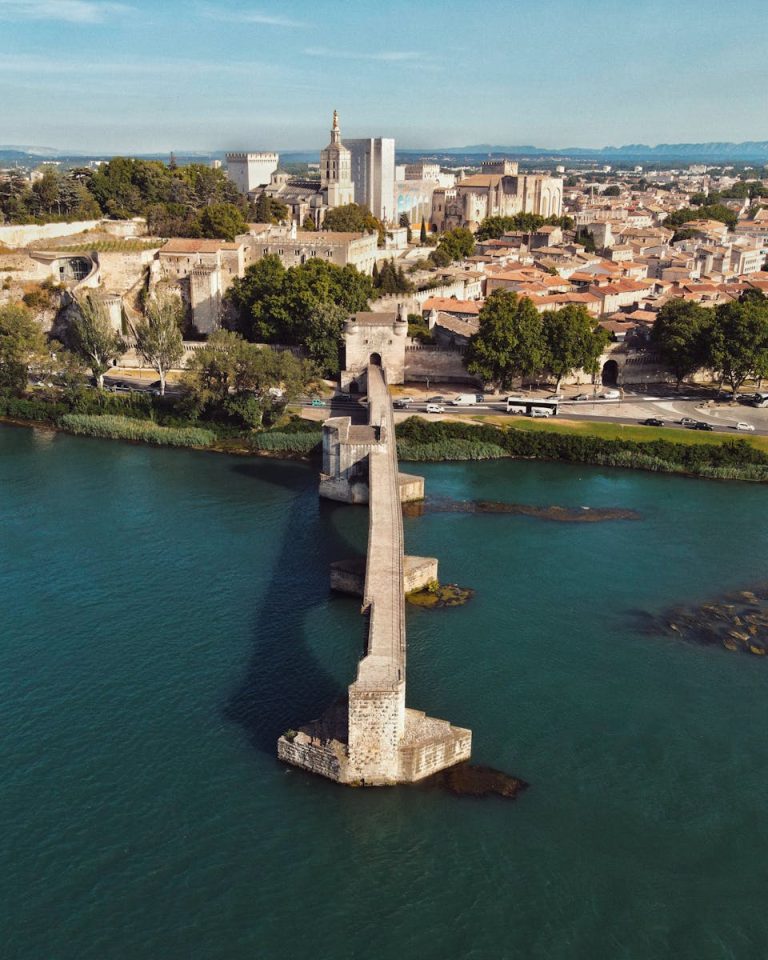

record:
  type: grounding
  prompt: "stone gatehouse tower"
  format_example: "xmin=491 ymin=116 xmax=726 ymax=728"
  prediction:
xmin=340 ymin=309 xmax=408 ymax=390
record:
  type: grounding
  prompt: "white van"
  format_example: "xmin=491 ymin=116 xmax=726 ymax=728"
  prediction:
xmin=450 ymin=394 xmax=478 ymax=406
xmin=599 ymin=389 xmax=620 ymax=400
xmin=530 ymin=406 xmax=554 ymax=418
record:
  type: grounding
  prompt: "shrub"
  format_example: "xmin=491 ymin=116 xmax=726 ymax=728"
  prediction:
xmin=58 ymin=414 xmax=214 ymax=447
xmin=249 ymin=431 xmax=322 ymax=455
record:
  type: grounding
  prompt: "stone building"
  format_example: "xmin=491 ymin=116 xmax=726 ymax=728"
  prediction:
xmin=432 ymin=160 xmax=563 ymax=232
xmin=225 ymin=152 xmax=279 ymax=194
xmin=240 ymin=222 xmax=378 ymax=275
xmin=344 ymin=137 xmax=395 ymax=221
xmin=320 ymin=110 xmax=355 ymax=209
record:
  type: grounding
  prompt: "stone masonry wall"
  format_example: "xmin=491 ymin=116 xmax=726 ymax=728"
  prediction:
xmin=346 ymin=684 xmax=406 ymax=784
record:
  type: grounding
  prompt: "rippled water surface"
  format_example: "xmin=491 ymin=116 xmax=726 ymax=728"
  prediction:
xmin=2 ymin=425 xmax=768 ymax=960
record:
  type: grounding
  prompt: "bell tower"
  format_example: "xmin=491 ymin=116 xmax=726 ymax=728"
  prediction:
xmin=320 ymin=109 xmax=355 ymax=209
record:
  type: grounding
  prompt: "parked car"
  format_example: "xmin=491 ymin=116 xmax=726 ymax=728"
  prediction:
xmin=736 ymin=421 xmax=755 ymax=432
xmin=530 ymin=407 xmax=554 ymax=418
xmin=426 ymin=395 xmax=445 ymax=404
xmin=680 ymin=417 xmax=698 ymax=427
xmin=426 ymin=403 xmax=445 ymax=414
xmin=693 ymin=421 xmax=713 ymax=431
xmin=641 ymin=417 xmax=664 ymax=427
xmin=310 ymin=398 xmax=326 ymax=408
xmin=599 ymin=389 xmax=620 ymax=400
xmin=393 ymin=397 xmax=413 ymax=409
xmin=571 ymin=393 xmax=590 ymax=401
xmin=113 ymin=383 xmax=134 ymax=393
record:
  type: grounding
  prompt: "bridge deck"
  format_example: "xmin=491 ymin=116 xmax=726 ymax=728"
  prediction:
xmin=353 ymin=364 xmax=406 ymax=691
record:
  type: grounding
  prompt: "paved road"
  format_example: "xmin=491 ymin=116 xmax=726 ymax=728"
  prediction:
xmin=298 ymin=393 xmax=768 ymax=437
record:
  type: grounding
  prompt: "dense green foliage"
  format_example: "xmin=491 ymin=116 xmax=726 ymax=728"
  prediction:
xmin=322 ymin=203 xmax=383 ymax=240
xmin=253 ymin=191 xmax=289 ymax=225
xmin=373 ymin=259 xmax=413 ymax=294
xmin=650 ymin=300 xmax=711 ymax=388
xmin=59 ymin=414 xmax=215 ymax=447
xmin=182 ymin=329 xmax=316 ymax=427
xmin=225 ymin=255 xmax=373 ymax=374
xmin=475 ymin=213 xmax=574 ymax=241
xmin=664 ymin=204 xmax=738 ymax=230
xmin=0 ymin=157 xmax=252 ymax=239
xmin=428 ymin=227 xmax=475 ymax=266
xmin=249 ymin=431 xmax=322 ymax=454
xmin=651 ymin=297 xmax=768 ymax=392
xmin=465 ymin=292 xmax=606 ymax=390
xmin=0 ymin=303 xmax=47 ymax=392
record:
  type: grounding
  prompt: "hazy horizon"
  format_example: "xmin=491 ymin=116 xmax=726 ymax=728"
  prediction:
xmin=1 ymin=0 xmax=766 ymax=153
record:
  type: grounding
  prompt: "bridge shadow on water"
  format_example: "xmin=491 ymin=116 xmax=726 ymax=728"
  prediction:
xmin=223 ymin=458 xmax=364 ymax=757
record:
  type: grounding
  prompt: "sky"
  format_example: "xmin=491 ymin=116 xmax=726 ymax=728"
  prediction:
xmin=0 ymin=0 xmax=767 ymax=154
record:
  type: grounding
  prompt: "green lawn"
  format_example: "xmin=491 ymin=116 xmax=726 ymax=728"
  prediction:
xmin=473 ymin=413 xmax=768 ymax=453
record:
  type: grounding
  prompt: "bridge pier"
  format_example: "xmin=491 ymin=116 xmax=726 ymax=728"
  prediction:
xmin=277 ymin=362 xmax=471 ymax=786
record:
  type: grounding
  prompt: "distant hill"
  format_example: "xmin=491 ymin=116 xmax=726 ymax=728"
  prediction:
xmin=437 ymin=141 xmax=768 ymax=163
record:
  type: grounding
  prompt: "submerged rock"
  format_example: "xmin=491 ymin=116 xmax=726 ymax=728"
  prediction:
xmin=406 ymin=583 xmax=474 ymax=609
xmin=424 ymin=762 xmax=529 ymax=800
xmin=648 ymin=580 xmax=768 ymax=657
xmin=404 ymin=495 xmax=640 ymax=523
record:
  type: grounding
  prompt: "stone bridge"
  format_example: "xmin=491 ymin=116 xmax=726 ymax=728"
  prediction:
xmin=277 ymin=363 xmax=472 ymax=785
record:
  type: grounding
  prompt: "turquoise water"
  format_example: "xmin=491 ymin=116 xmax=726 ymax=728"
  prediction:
xmin=2 ymin=424 xmax=768 ymax=960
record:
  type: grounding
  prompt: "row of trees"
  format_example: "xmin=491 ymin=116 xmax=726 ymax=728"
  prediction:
xmin=0 ymin=158 xmax=252 ymax=240
xmin=0 ymin=296 xmax=315 ymax=431
xmin=651 ymin=294 xmax=768 ymax=394
xmin=226 ymin=255 xmax=373 ymax=375
xmin=465 ymin=291 xmax=609 ymax=391
xmin=664 ymin=203 xmax=738 ymax=230
xmin=476 ymin=213 xmax=575 ymax=241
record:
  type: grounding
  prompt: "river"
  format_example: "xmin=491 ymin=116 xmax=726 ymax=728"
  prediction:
xmin=2 ymin=424 xmax=767 ymax=959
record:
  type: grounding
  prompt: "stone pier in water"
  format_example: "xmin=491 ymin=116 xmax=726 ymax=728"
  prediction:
xmin=277 ymin=362 xmax=472 ymax=785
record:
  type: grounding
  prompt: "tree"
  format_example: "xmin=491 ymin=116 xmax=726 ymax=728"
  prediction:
xmin=183 ymin=330 xmax=314 ymax=425
xmin=253 ymin=191 xmax=288 ymax=225
xmin=419 ymin=218 xmax=427 ymax=244
xmin=132 ymin=295 xmax=184 ymax=395
xmin=0 ymin=304 xmax=47 ymax=393
xmin=69 ymin=294 xmax=125 ymax=389
xmin=603 ymin=185 xmax=621 ymax=197
xmin=399 ymin=212 xmax=412 ymax=243
xmin=465 ymin=291 xmax=544 ymax=390
xmin=429 ymin=227 xmax=475 ymax=267
xmin=322 ymin=203 xmax=382 ymax=239
xmin=192 ymin=202 xmax=248 ymax=241
xmin=707 ymin=299 xmax=768 ymax=395
xmin=542 ymin=305 xmax=609 ymax=392
xmin=650 ymin=299 xmax=711 ymax=389
xmin=224 ymin=256 xmax=372 ymax=370
xmin=302 ymin=215 xmax=317 ymax=231
xmin=303 ymin=302 xmax=348 ymax=377
xmin=373 ymin=259 xmax=413 ymax=295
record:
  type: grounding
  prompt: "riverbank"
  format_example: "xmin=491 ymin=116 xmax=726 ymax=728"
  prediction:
xmin=4 ymin=392 xmax=768 ymax=482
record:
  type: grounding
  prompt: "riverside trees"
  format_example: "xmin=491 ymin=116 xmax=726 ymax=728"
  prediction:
xmin=0 ymin=304 xmax=47 ymax=392
xmin=226 ymin=255 xmax=373 ymax=376
xmin=651 ymin=297 xmax=768 ymax=393
xmin=466 ymin=291 xmax=607 ymax=391
xmin=182 ymin=330 xmax=315 ymax=428
xmin=69 ymin=294 xmax=125 ymax=390
xmin=132 ymin=295 xmax=185 ymax=395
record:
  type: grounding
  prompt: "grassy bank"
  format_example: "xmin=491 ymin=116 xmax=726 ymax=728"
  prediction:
xmin=395 ymin=416 xmax=768 ymax=482
xmin=476 ymin=413 xmax=768 ymax=454
xmin=59 ymin=414 xmax=215 ymax=447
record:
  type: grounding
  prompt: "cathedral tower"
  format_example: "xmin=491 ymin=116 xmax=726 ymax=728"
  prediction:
xmin=320 ymin=110 xmax=355 ymax=209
